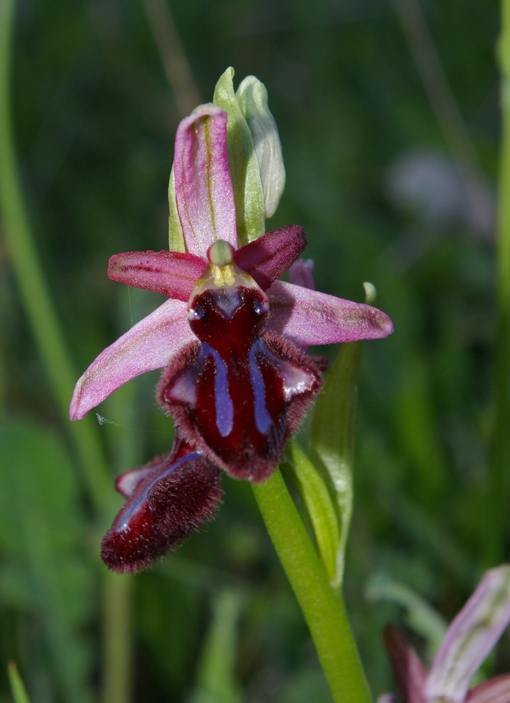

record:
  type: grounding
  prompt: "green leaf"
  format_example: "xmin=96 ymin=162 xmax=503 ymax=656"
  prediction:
xmin=213 ymin=67 xmax=265 ymax=246
xmin=309 ymin=341 xmax=361 ymax=586
xmin=0 ymin=417 xmax=93 ymax=703
xmin=282 ymin=442 xmax=340 ymax=585
xmin=7 ymin=662 xmax=31 ymax=703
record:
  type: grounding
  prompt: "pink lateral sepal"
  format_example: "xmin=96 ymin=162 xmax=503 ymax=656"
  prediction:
xmin=108 ymin=250 xmax=206 ymax=301
xmin=69 ymin=298 xmax=195 ymax=420
xmin=267 ymin=281 xmax=394 ymax=346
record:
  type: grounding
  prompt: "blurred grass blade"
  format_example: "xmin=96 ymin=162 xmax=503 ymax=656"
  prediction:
xmin=192 ymin=588 xmax=244 ymax=703
xmin=0 ymin=418 xmax=93 ymax=703
xmin=8 ymin=662 xmax=31 ymax=703
xmin=309 ymin=341 xmax=361 ymax=586
xmin=394 ymin=358 xmax=448 ymax=503
xmin=282 ymin=442 xmax=340 ymax=585
xmin=0 ymin=0 xmax=110 ymax=514
xmin=365 ymin=572 xmax=447 ymax=657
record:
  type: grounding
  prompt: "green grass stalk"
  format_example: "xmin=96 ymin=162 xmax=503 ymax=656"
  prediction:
xmin=0 ymin=4 xmax=132 ymax=701
xmin=486 ymin=0 xmax=510 ymax=565
xmin=0 ymin=0 xmax=111 ymax=514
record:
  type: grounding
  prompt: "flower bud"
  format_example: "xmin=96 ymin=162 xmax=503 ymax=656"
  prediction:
xmin=213 ymin=67 xmax=265 ymax=246
xmin=236 ymin=76 xmax=286 ymax=219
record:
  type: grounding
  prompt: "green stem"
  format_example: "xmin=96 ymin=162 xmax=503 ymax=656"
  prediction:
xmin=486 ymin=0 xmax=510 ymax=565
xmin=0 ymin=0 xmax=110 ymax=514
xmin=252 ymin=470 xmax=372 ymax=703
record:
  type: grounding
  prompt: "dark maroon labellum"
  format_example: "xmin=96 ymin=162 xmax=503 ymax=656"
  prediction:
xmin=157 ymin=273 xmax=323 ymax=482
xmin=101 ymin=435 xmax=222 ymax=573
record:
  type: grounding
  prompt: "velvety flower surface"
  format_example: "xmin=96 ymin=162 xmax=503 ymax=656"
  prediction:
xmin=70 ymin=101 xmax=393 ymax=571
xmin=380 ymin=565 xmax=510 ymax=703
xmin=101 ymin=432 xmax=223 ymax=573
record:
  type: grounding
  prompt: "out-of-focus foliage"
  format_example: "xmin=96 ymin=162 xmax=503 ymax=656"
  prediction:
xmin=0 ymin=0 xmax=504 ymax=700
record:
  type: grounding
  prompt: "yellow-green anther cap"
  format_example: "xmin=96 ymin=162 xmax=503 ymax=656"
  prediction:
xmin=208 ymin=239 xmax=234 ymax=267
xmin=236 ymin=76 xmax=286 ymax=219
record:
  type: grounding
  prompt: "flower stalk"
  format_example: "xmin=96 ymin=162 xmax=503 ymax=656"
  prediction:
xmin=252 ymin=470 xmax=372 ymax=703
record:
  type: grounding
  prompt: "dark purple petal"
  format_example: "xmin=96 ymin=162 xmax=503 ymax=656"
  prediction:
xmin=289 ymin=258 xmax=315 ymax=290
xmin=382 ymin=625 xmax=427 ymax=703
xmin=70 ymin=298 xmax=194 ymax=420
xmin=467 ymin=675 xmax=510 ymax=703
xmin=426 ymin=566 xmax=510 ymax=703
xmin=174 ymin=105 xmax=237 ymax=258
xmin=266 ymin=281 xmax=394 ymax=346
xmin=108 ymin=250 xmax=207 ymax=301
xmin=234 ymin=225 xmax=307 ymax=290
xmin=101 ymin=437 xmax=223 ymax=573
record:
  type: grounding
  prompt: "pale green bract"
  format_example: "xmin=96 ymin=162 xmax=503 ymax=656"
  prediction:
xmin=283 ymin=442 xmax=340 ymax=585
xmin=213 ymin=67 xmax=266 ymax=247
xmin=309 ymin=341 xmax=361 ymax=587
xmin=236 ymin=75 xmax=286 ymax=219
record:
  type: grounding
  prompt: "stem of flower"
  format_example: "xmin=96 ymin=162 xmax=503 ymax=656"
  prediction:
xmin=486 ymin=0 xmax=510 ymax=566
xmin=252 ymin=470 xmax=372 ymax=703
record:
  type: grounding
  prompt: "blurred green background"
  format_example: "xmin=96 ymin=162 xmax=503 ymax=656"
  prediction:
xmin=0 ymin=0 xmax=505 ymax=700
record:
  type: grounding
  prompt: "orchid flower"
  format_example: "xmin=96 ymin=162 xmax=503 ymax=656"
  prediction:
xmin=380 ymin=565 xmax=510 ymax=703
xmin=70 ymin=74 xmax=393 ymax=572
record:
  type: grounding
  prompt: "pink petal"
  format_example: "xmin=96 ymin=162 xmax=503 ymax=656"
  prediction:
xmin=174 ymin=105 xmax=237 ymax=258
xmin=108 ymin=250 xmax=206 ymax=301
xmin=426 ymin=566 xmax=510 ymax=703
xmin=234 ymin=224 xmax=307 ymax=290
xmin=467 ymin=676 xmax=510 ymax=703
xmin=70 ymin=299 xmax=194 ymax=420
xmin=382 ymin=625 xmax=427 ymax=703
xmin=289 ymin=258 xmax=315 ymax=290
xmin=266 ymin=281 xmax=394 ymax=346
